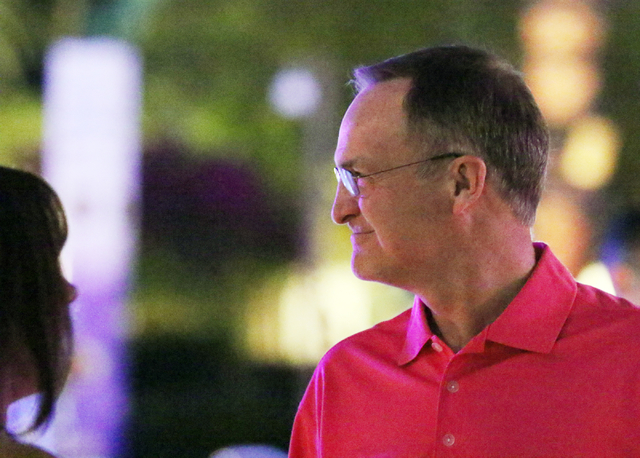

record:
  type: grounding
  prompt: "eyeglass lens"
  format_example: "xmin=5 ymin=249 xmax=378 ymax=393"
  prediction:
xmin=334 ymin=168 xmax=359 ymax=196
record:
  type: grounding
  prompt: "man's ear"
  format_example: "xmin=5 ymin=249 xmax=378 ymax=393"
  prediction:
xmin=451 ymin=156 xmax=487 ymax=215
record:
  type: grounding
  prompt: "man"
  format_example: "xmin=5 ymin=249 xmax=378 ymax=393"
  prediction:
xmin=289 ymin=45 xmax=640 ymax=457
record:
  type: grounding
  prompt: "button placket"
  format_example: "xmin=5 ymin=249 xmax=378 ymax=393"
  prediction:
xmin=438 ymin=357 xmax=462 ymax=451
xmin=441 ymin=379 xmax=459 ymax=448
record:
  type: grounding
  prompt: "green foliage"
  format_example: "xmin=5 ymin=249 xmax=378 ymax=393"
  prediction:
xmin=0 ymin=0 xmax=562 ymax=342
xmin=601 ymin=2 xmax=640 ymax=209
xmin=1 ymin=0 xmax=524 ymax=194
xmin=0 ymin=94 xmax=42 ymax=165
xmin=139 ymin=0 xmax=523 ymax=196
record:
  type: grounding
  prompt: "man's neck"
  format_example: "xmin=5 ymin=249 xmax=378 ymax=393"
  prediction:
xmin=419 ymin=232 xmax=537 ymax=353
xmin=425 ymin=270 xmax=532 ymax=352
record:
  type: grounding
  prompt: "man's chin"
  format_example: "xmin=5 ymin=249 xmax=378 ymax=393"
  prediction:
xmin=351 ymin=256 xmax=382 ymax=282
xmin=351 ymin=253 xmax=406 ymax=287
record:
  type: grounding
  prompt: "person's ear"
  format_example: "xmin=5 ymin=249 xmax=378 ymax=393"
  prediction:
xmin=451 ymin=156 xmax=487 ymax=215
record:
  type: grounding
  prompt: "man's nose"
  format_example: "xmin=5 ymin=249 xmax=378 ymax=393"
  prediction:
xmin=331 ymin=182 xmax=359 ymax=224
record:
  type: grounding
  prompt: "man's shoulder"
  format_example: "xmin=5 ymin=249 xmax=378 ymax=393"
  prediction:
xmin=575 ymin=282 xmax=640 ymax=315
xmin=567 ymin=282 xmax=640 ymax=339
xmin=320 ymin=307 xmax=413 ymax=367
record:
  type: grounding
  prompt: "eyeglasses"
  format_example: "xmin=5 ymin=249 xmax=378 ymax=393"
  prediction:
xmin=334 ymin=152 xmax=463 ymax=196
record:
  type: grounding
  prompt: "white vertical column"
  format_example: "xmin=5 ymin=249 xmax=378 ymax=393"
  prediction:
xmin=40 ymin=37 xmax=141 ymax=458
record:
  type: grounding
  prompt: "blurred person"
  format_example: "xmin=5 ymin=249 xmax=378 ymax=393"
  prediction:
xmin=0 ymin=166 xmax=76 ymax=457
xmin=289 ymin=45 xmax=640 ymax=457
xmin=599 ymin=209 xmax=640 ymax=305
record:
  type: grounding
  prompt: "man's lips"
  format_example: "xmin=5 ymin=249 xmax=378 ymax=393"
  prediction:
xmin=351 ymin=230 xmax=374 ymax=236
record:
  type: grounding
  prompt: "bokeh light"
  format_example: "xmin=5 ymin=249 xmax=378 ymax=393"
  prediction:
xmin=268 ymin=67 xmax=322 ymax=119
xmin=520 ymin=1 xmax=604 ymax=58
xmin=524 ymin=58 xmax=600 ymax=127
xmin=560 ymin=115 xmax=620 ymax=190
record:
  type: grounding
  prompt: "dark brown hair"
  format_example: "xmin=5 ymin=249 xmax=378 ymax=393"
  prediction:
xmin=0 ymin=166 xmax=73 ymax=430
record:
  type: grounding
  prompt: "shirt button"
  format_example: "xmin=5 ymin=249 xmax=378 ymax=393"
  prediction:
xmin=431 ymin=341 xmax=443 ymax=352
xmin=447 ymin=380 xmax=459 ymax=393
xmin=442 ymin=433 xmax=455 ymax=447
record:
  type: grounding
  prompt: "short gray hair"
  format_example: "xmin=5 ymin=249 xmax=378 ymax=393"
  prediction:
xmin=353 ymin=45 xmax=549 ymax=226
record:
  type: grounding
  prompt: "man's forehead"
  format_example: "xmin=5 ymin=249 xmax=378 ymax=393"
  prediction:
xmin=335 ymin=78 xmax=413 ymax=167
xmin=350 ymin=78 xmax=411 ymax=118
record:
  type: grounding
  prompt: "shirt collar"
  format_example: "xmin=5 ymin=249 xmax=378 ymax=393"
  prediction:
xmin=485 ymin=242 xmax=577 ymax=353
xmin=398 ymin=296 xmax=434 ymax=365
xmin=397 ymin=243 xmax=577 ymax=365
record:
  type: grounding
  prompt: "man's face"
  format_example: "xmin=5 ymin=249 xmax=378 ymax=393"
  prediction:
xmin=331 ymin=78 xmax=455 ymax=289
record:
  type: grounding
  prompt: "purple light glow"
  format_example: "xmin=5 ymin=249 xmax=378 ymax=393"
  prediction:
xmin=34 ymin=37 xmax=141 ymax=457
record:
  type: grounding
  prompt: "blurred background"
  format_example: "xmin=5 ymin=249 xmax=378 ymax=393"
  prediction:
xmin=2 ymin=0 xmax=640 ymax=456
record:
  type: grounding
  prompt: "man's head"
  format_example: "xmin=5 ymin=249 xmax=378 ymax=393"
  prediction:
xmin=352 ymin=45 xmax=549 ymax=226
xmin=331 ymin=45 xmax=548 ymax=288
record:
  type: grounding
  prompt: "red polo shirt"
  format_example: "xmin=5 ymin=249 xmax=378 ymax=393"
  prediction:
xmin=289 ymin=243 xmax=640 ymax=457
